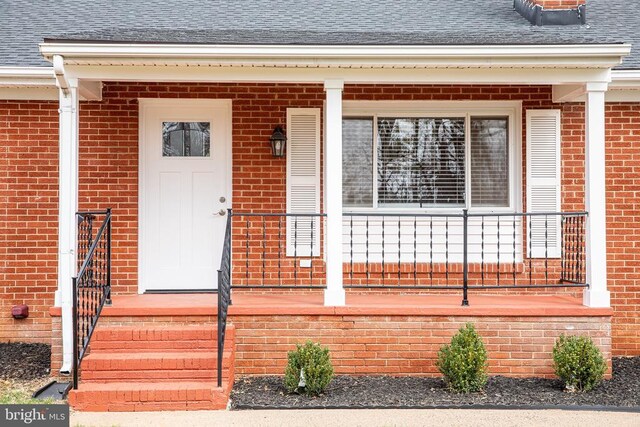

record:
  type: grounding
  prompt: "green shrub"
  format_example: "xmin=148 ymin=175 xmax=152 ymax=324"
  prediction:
xmin=436 ymin=323 xmax=488 ymax=393
xmin=553 ymin=334 xmax=607 ymax=392
xmin=284 ymin=340 xmax=334 ymax=396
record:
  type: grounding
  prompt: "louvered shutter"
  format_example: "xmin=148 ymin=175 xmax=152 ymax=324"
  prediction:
xmin=526 ymin=110 xmax=561 ymax=258
xmin=286 ymin=108 xmax=321 ymax=256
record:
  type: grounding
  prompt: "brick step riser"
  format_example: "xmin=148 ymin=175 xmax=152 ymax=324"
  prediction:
xmin=81 ymin=370 xmax=232 ymax=382
xmin=82 ymin=357 xmax=233 ymax=372
xmin=68 ymin=384 xmax=229 ymax=412
xmin=70 ymin=401 xmax=227 ymax=411
xmin=83 ymin=359 xmax=222 ymax=371
xmin=89 ymin=340 xmax=229 ymax=351
xmin=92 ymin=332 xmax=220 ymax=342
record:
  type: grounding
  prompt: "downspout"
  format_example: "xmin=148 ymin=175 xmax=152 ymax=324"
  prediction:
xmin=52 ymin=55 xmax=69 ymax=96
xmin=54 ymin=53 xmax=77 ymax=374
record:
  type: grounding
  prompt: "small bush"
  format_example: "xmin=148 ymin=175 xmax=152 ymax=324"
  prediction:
xmin=437 ymin=323 xmax=488 ymax=393
xmin=284 ymin=340 xmax=334 ymax=396
xmin=553 ymin=335 xmax=607 ymax=392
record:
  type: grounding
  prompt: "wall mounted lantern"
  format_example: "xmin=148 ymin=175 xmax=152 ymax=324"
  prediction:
xmin=270 ymin=125 xmax=287 ymax=158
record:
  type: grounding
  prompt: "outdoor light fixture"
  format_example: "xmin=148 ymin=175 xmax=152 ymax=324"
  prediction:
xmin=270 ymin=125 xmax=287 ymax=158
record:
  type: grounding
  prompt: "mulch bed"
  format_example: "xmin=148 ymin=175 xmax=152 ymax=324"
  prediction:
xmin=231 ymin=357 xmax=640 ymax=410
xmin=0 ymin=343 xmax=51 ymax=380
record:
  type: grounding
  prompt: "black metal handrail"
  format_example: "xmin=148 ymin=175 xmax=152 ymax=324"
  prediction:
xmin=72 ymin=208 xmax=112 ymax=389
xmin=230 ymin=211 xmax=327 ymax=289
xmin=343 ymin=210 xmax=588 ymax=305
xmin=216 ymin=209 xmax=232 ymax=387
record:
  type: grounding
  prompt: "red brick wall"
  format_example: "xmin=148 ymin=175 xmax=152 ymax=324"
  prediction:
xmin=561 ymin=102 xmax=640 ymax=356
xmin=1 ymin=84 xmax=639 ymax=360
xmin=0 ymin=100 xmax=58 ymax=343
xmin=232 ymin=314 xmax=610 ymax=377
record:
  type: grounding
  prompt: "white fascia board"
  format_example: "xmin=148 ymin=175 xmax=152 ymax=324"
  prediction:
xmin=0 ymin=87 xmax=58 ymax=100
xmin=0 ymin=66 xmax=102 ymax=100
xmin=39 ymin=43 xmax=631 ymax=69
xmin=0 ymin=66 xmax=56 ymax=87
xmin=605 ymin=89 xmax=640 ymax=102
xmin=63 ymin=64 xmax=613 ymax=85
xmin=610 ymin=69 xmax=640 ymax=89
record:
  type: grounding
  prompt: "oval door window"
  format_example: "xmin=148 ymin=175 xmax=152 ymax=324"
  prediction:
xmin=162 ymin=121 xmax=211 ymax=157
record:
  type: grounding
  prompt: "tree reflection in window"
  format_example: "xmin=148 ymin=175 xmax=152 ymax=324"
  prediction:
xmin=162 ymin=122 xmax=211 ymax=157
xmin=377 ymin=118 xmax=466 ymax=206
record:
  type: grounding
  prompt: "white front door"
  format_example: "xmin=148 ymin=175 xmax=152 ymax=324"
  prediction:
xmin=140 ymin=99 xmax=232 ymax=292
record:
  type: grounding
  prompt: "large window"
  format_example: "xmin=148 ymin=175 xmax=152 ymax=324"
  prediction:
xmin=342 ymin=109 xmax=512 ymax=210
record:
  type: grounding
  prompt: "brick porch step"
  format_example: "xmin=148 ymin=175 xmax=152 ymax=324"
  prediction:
xmin=81 ymin=350 xmax=234 ymax=382
xmin=69 ymin=323 xmax=236 ymax=411
xmin=90 ymin=326 xmax=224 ymax=351
xmin=67 ymin=381 xmax=229 ymax=411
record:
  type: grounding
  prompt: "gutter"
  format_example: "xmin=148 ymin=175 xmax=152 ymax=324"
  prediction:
xmin=0 ymin=66 xmax=56 ymax=87
xmin=38 ymin=43 xmax=631 ymax=69
xmin=610 ymin=69 xmax=640 ymax=88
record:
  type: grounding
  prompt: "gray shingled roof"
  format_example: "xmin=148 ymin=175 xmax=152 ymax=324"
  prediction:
xmin=1 ymin=0 xmax=638 ymax=69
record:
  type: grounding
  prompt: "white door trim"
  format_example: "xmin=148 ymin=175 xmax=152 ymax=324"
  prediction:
xmin=138 ymin=98 xmax=233 ymax=294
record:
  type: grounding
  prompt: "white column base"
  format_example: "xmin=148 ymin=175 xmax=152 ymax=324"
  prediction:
xmin=583 ymin=289 xmax=611 ymax=308
xmin=324 ymin=287 xmax=346 ymax=306
xmin=54 ymin=289 xmax=62 ymax=307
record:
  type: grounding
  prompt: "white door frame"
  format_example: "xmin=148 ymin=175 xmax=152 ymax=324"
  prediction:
xmin=138 ymin=98 xmax=233 ymax=294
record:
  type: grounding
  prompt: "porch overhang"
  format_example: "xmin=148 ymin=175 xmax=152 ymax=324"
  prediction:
xmin=0 ymin=66 xmax=58 ymax=100
xmin=38 ymin=42 xmax=630 ymax=85
xmin=0 ymin=66 xmax=102 ymax=100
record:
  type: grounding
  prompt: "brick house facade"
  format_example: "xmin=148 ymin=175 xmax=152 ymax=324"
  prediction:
xmin=1 ymin=0 xmax=640 ymax=411
xmin=3 ymin=85 xmax=639 ymax=354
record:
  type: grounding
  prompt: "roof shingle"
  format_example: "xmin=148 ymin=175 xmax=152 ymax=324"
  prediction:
xmin=0 ymin=0 xmax=638 ymax=69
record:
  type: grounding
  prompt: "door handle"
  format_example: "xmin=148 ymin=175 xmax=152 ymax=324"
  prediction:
xmin=217 ymin=209 xmax=226 ymax=216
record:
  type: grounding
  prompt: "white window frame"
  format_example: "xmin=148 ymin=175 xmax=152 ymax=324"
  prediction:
xmin=341 ymin=101 xmax=522 ymax=214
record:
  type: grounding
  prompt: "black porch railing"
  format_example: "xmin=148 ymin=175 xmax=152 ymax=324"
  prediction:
xmin=72 ymin=209 xmax=112 ymax=389
xmin=230 ymin=211 xmax=327 ymax=289
xmin=343 ymin=210 xmax=588 ymax=304
xmin=216 ymin=210 xmax=232 ymax=387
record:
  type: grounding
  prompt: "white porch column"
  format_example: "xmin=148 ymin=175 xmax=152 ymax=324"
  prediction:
xmin=324 ymin=80 xmax=346 ymax=306
xmin=583 ymin=82 xmax=610 ymax=308
xmin=55 ymin=78 xmax=80 ymax=372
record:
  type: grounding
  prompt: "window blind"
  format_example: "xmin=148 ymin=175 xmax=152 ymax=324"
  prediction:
xmin=377 ymin=117 xmax=466 ymax=207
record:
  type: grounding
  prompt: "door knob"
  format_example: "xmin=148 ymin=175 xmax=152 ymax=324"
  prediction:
xmin=218 ymin=209 xmax=226 ymax=216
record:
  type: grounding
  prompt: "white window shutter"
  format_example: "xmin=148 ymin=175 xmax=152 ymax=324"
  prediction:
xmin=287 ymin=108 xmax=321 ymax=256
xmin=526 ymin=110 xmax=561 ymax=258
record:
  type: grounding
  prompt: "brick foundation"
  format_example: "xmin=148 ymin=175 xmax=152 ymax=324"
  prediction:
xmin=49 ymin=308 xmax=611 ymax=379
xmin=231 ymin=314 xmax=611 ymax=378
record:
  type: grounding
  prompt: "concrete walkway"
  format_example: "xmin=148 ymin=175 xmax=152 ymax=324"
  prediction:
xmin=72 ymin=408 xmax=640 ymax=427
